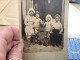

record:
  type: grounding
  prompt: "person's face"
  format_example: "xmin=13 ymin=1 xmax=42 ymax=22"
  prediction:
xmin=55 ymin=16 xmax=60 ymax=22
xmin=47 ymin=17 xmax=51 ymax=22
xmin=29 ymin=10 xmax=34 ymax=16
xmin=35 ymin=14 xmax=39 ymax=19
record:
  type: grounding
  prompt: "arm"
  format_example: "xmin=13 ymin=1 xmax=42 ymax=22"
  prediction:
xmin=40 ymin=19 xmax=43 ymax=24
xmin=44 ymin=22 xmax=46 ymax=27
xmin=24 ymin=16 xmax=28 ymax=25
xmin=33 ymin=18 xmax=36 ymax=29
xmin=50 ymin=23 xmax=53 ymax=33
xmin=59 ymin=23 xmax=63 ymax=34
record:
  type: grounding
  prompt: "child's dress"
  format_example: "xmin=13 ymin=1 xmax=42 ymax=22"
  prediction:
xmin=24 ymin=16 xmax=35 ymax=40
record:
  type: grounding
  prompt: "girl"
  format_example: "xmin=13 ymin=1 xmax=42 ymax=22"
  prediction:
xmin=24 ymin=8 xmax=35 ymax=47
xmin=44 ymin=14 xmax=52 ymax=46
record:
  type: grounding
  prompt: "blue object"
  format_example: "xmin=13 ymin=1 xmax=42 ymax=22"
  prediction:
xmin=68 ymin=3 xmax=80 ymax=60
xmin=70 ymin=0 xmax=80 ymax=3
xmin=76 ymin=0 xmax=80 ymax=3
xmin=68 ymin=38 xmax=80 ymax=59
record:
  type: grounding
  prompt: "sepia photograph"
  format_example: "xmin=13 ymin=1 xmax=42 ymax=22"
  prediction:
xmin=21 ymin=0 xmax=64 ymax=53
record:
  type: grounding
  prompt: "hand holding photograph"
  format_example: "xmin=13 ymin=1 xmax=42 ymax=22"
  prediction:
xmin=19 ymin=0 xmax=68 ymax=60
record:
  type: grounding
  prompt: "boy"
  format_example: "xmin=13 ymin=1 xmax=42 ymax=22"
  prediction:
xmin=33 ymin=11 xmax=42 ymax=44
xmin=34 ymin=11 xmax=42 ymax=34
xmin=51 ymin=14 xmax=63 ymax=47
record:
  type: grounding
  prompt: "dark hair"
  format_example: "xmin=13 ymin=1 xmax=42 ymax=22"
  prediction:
xmin=35 ymin=11 xmax=41 ymax=16
xmin=54 ymin=14 xmax=60 ymax=18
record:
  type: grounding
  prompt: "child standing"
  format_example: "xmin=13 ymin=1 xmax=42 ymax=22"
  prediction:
xmin=52 ymin=14 xmax=63 ymax=47
xmin=24 ymin=8 xmax=35 ymax=47
xmin=44 ymin=14 xmax=52 ymax=46
xmin=34 ymin=11 xmax=42 ymax=34
xmin=33 ymin=11 xmax=43 ymax=44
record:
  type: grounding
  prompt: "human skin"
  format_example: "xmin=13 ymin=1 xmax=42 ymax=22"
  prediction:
xmin=0 ymin=26 xmax=24 ymax=60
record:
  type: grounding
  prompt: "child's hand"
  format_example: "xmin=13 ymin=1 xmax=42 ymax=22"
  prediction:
xmin=50 ymin=32 xmax=53 ymax=34
xmin=59 ymin=32 xmax=62 ymax=34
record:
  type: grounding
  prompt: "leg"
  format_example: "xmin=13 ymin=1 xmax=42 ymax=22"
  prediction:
xmin=58 ymin=34 xmax=63 ymax=46
xmin=27 ymin=38 xmax=31 ymax=47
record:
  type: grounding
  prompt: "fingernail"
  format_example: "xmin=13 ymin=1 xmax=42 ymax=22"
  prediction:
xmin=17 ymin=43 xmax=24 ymax=51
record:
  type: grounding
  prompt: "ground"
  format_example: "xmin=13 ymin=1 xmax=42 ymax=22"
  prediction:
xmin=23 ymin=40 xmax=63 ymax=53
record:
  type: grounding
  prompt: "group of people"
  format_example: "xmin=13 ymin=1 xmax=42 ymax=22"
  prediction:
xmin=24 ymin=8 xmax=63 ymax=47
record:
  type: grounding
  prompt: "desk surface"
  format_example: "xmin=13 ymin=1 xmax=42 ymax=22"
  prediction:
xmin=0 ymin=0 xmax=80 ymax=27
xmin=68 ymin=3 xmax=80 ymax=60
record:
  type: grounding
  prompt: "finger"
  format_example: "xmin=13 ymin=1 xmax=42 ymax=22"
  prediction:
xmin=7 ymin=43 xmax=24 ymax=60
xmin=0 ymin=38 xmax=7 ymax=60
xmin=11 ymin=27 xmax=19 ymax=41
xmin=0 ymin=26 xmax=19 ymax=44
xmin=0 ymin=26 xmax=19 ymax=60
xmin=13 ymin=41 xmax=20 ymax=45
xmin=7 ymin=41 xmax=20 ymax=52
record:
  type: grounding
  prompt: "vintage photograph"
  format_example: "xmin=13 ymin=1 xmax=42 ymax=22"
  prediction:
xmin=21 ymin=0 xmax=64 ymax=53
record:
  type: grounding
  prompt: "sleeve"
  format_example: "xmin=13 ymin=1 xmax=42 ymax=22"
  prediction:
xmin=50 ymin=22 xmax=53 ymax=29
xmin=33 ymin=17 xmax=35 ymax=25
xmin=24 ymin=16 xmax=28 ymax=25
xmin=32 ymin=17 xmax=36 ymax=28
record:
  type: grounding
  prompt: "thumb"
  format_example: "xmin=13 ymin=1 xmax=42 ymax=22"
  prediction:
xmin=7 ymin=43 xmax=24 ymax=60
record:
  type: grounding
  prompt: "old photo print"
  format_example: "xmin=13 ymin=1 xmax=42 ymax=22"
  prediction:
xmin=21 ymin=0 xmax=64 ymax=53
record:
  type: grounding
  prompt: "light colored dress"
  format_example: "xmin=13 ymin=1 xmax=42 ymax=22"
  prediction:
xmin=24 ymin=15 xmax=35 ymax=39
